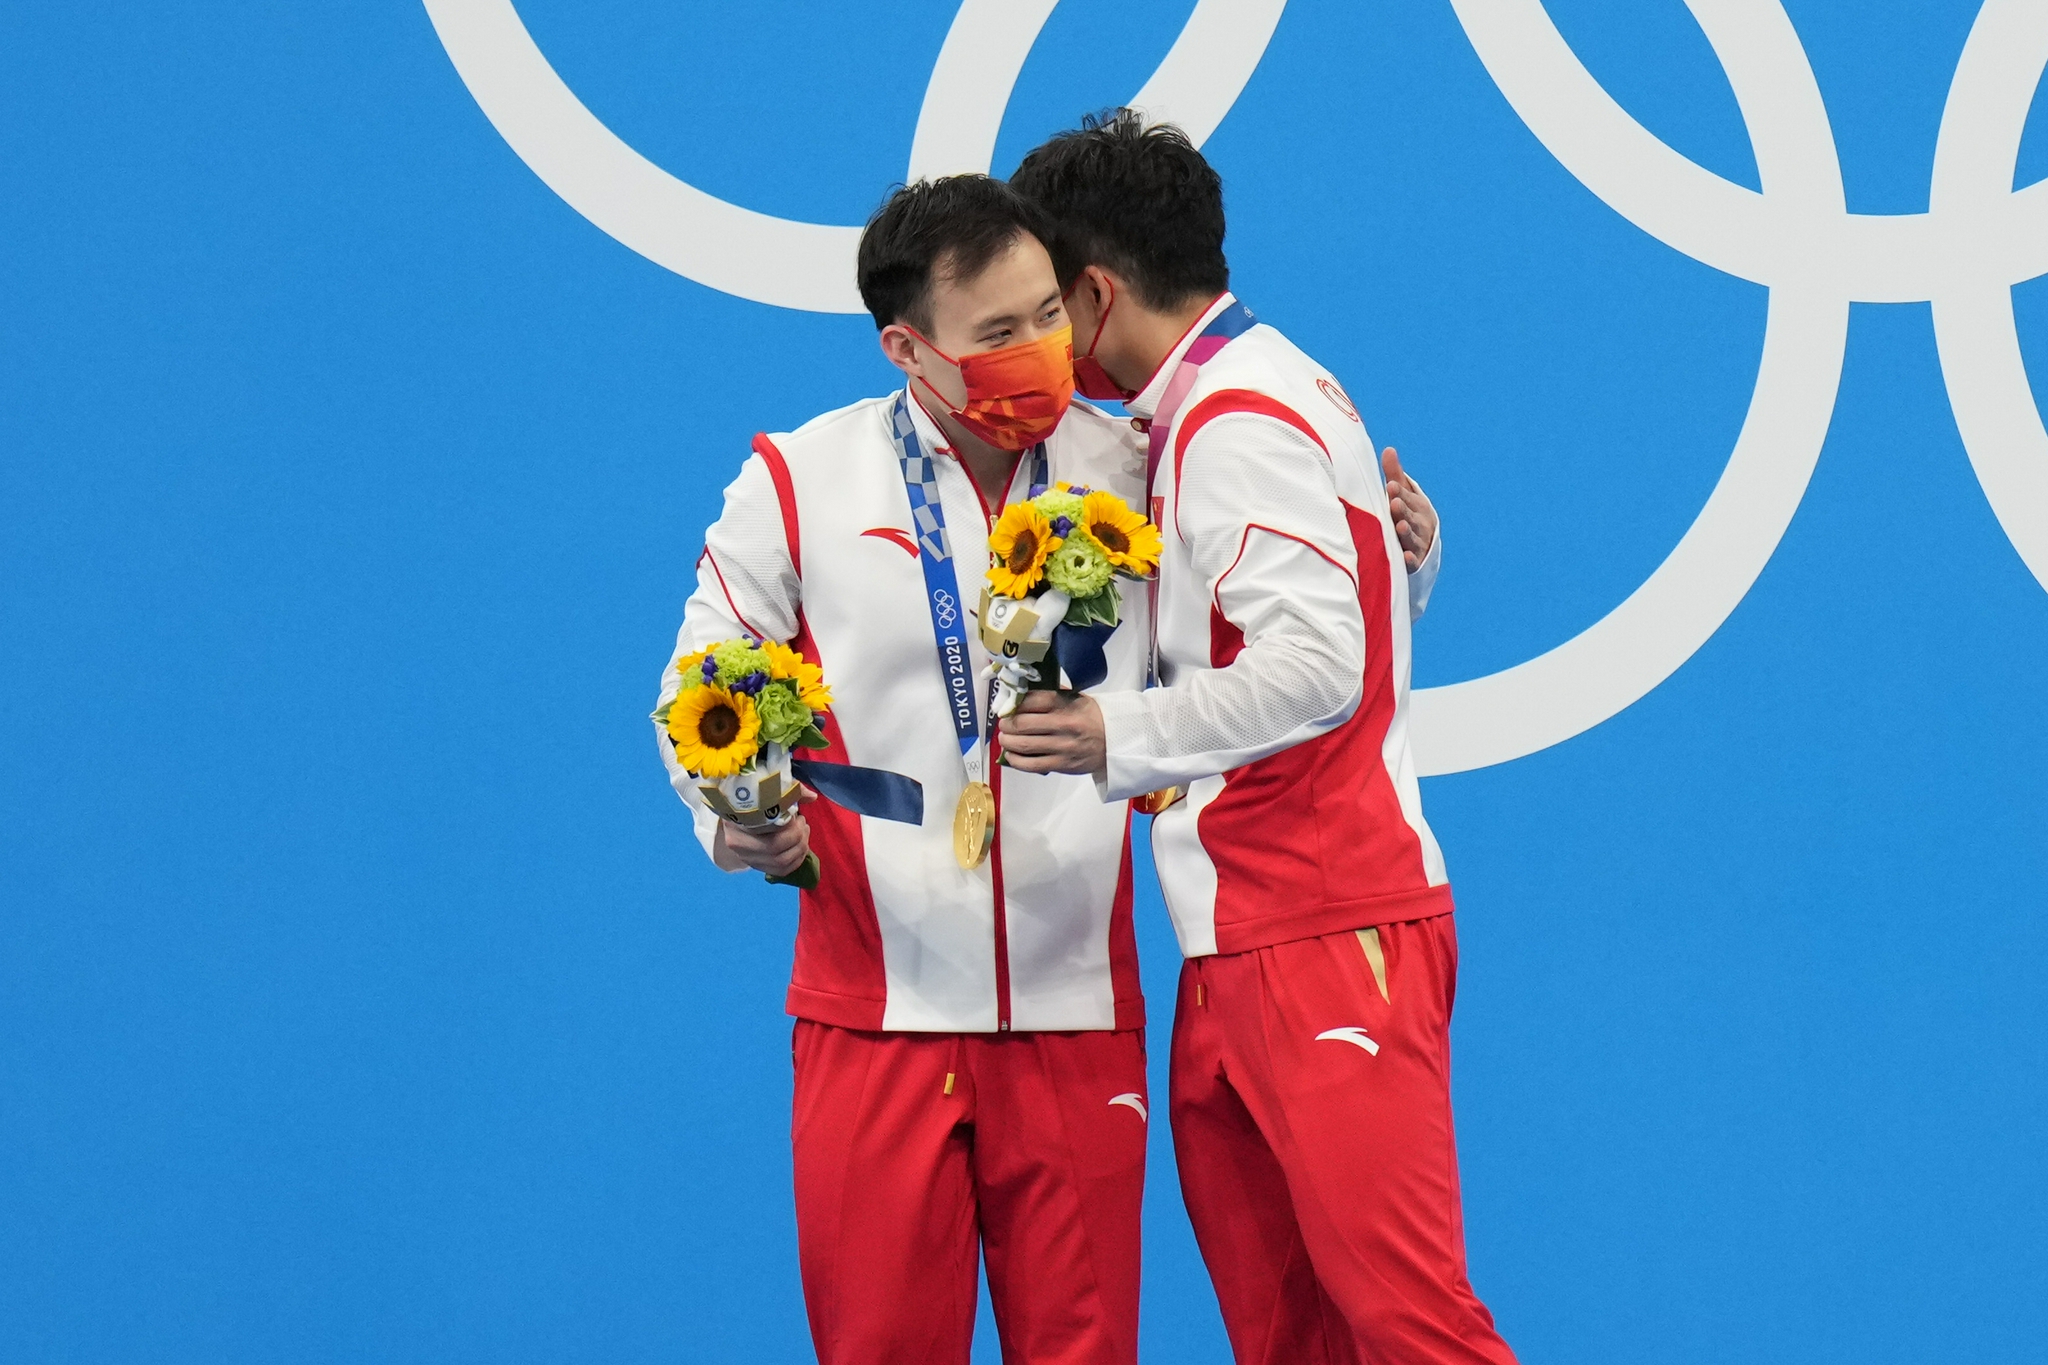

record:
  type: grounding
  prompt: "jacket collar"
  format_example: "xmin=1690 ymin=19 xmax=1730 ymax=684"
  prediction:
xmin=903 ymin=384 xmax=956 ymax=455
xmin=1125 ymin=292 xmax=1237 ymax=422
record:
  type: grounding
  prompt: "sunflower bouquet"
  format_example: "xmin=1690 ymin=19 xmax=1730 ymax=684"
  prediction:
xmin=655 ymin=636 xmax=833 ymax=888
xmin=979 ymin=482 xmax=1162 ymax=718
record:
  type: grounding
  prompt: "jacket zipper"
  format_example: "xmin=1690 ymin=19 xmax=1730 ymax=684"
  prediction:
xmin=990 ymin=758 xmax=1011 ymax=1031
xmin=957 ymin=450 xmax=1018 ymax=1032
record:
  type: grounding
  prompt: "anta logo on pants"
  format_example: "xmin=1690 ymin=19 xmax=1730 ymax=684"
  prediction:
xmin=1315 ymin=1026 xmax=1381 ymax=1056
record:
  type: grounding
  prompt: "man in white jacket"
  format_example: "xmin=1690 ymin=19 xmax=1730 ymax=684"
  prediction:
xmin=658 ymin=175 xmax=1154 ymax=1365
xmin=1002 ymin=114 xmax=1516 ymax=1365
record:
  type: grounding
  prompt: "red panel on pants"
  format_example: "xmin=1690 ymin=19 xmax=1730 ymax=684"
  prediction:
xmin=791 ymin=1021 xmax=1149 ymax=1365
xmin=1169 ymin=916 xmax=1519 ymax=1365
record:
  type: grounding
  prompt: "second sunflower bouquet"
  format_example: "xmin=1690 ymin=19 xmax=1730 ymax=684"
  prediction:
xmin=978 ymin=482 xmax=1162 ymax=718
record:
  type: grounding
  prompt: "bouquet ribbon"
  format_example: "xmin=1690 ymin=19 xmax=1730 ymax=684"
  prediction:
xmin=789 ymin=757 xmax=924 ymax=827
xmin=1051 ymin=620 xmax=1117 ymax=692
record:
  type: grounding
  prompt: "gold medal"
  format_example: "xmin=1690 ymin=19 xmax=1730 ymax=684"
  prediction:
xmin=953 ymin=781 xmax=996 ymax=869
xmin=1132 ymin=786 xmax=1185 ymax=816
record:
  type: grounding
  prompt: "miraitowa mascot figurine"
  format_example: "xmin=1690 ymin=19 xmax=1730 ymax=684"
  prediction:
xmin=979 ymin=585 xmax=1072 ymax=720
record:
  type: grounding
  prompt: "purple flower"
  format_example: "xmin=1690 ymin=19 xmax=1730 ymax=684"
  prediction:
xmin=700 ymin=656 xmax=719 ymax=684
xmin=1051 ymin=516 xmax=1074 ymax=537
xmin=1067 ymin=485 xmax=1091 ymax=497
xmin=734 ymin=670 xmax=770 ymax=696
xmin=1028 ymin=483 xmax=1048 ymax=498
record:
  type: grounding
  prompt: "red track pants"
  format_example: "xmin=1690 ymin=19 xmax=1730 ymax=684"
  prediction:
xmin=791 ymin=1020 xmax=1149 ymax=1365
xmin=1170 ymin=916 xmax=1519 ymax=1365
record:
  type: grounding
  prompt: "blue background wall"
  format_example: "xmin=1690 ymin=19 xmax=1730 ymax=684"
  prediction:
xmin=4 ymin=2 xmax=2045 ymax=1360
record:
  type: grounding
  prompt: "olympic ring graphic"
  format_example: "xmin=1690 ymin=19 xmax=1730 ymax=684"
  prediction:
xmin=425 ymin=0 xmax=2048 ymax=777
xmin=421 ymin=0 xmax=1285 ymax=313
xmin=934 ymin=590 xmax=960 ymax=629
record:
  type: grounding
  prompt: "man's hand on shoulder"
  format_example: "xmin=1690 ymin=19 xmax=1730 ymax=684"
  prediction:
xmin=715 ymin=786 xmax=816 ymax=877
xmin=1382 ymin=446 xmax=1437 ymax=572
xmin=997 ymin=692 xmax=1107 ymax=777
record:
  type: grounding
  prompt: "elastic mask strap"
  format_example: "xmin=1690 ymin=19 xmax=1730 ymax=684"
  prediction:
xmin=1077 ymin=275 xmax=1115 ymax=363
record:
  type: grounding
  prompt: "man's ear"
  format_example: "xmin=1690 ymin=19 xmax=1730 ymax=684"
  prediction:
xmin=1069 ymin=266 xmax=1112 ymax=320
xmin=878 ymin=324 xmax=922 ymax=377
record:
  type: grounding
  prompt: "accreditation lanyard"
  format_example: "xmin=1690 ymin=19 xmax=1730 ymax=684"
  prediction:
xmin=1139 ymin=297 xmax=1259 ymax=684
xmin=890 ymin=392 xmax=1048 ymax=787
xmin=1143 ymin=296 xmax=1259 ymax=487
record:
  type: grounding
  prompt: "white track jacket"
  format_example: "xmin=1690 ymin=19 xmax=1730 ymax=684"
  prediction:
xmin=1095 ymin=294 xmax=1452 ymax=958
xmin=658 ymin=392 xmax=1150 ymax=1034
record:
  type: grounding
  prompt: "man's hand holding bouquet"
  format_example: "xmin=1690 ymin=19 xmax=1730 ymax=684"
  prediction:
xmin=656 ymin=637 xmax=834 ymax=889
xmin=655 ymin=636 xmax=926 ymax=890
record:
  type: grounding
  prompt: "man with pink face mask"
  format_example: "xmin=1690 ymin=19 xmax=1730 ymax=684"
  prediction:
xmin=1002 ymin=114 xmax=1510 ymax=1365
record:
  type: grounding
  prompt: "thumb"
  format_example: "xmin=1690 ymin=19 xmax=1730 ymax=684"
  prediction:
xmin=794 ymin=783 xmax=820 ymax=805
xmin=1380 ymin=446 xmax=1404 ymax=485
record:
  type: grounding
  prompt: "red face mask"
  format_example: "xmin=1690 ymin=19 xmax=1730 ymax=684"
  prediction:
xmin=1068 ymin=277 xmax=1135 ymax=402
xmin=909 ymin=325 xmax=1075 ymax=451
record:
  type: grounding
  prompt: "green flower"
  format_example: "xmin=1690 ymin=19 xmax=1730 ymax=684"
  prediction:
xmin=1032 ymin=489 xmax=1085 ymax=524
xmin=753 ymin=680 xmax=815 ymax=749
xmin=1045 ymin=533 xmax=1114 ymax=598
xmin=713 ymin=639 xmax=772 ymax=687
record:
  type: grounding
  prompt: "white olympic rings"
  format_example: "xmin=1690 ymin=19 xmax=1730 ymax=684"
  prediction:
xmin=420 ymin=0 xmax=1286 ymax=313
xmin=1421 ymin=0 xmax=2048 ymax=774
xmin=423 ymin=0 xmax=2048 ymax=776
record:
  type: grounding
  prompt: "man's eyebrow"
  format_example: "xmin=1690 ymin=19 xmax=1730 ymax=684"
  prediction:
xmin=970 ymin=291 xmax=1064 ymax=333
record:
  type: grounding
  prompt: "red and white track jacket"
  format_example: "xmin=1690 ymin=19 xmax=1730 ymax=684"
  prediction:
xmin=658 ymin=392 xmax=1148 ymax=1033
xmin=1095 ymin=294 xmax=1452 ymax=958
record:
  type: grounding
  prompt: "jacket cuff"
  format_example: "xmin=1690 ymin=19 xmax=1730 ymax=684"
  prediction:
xmin=1407 ymin=518 xmax=1443 ymax=617
xmin=1095 ymin=688 xmax=1162 ymax=803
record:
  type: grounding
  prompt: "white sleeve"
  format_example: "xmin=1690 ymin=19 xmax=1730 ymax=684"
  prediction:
xmin=1407 ymin=497 xmax=1442 ymax=621
xmin=654 ymin=454 xmax=801 ymax=871
xmin=1095 ymin=412 xmax=1367 ymax=801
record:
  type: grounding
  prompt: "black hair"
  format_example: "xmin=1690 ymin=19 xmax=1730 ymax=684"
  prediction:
xmin=1009 ymin=109 xmax=1228 ymax=310
xmin=856 ymin=175 xmax=1046 ymax=332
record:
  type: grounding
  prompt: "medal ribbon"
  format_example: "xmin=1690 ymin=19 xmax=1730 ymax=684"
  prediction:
xmin=891 ymin=393 xmax=1048 ymax=787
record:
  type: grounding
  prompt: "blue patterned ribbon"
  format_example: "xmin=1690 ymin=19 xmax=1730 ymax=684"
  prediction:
xmin=891 ymin=392 xmax=1049 ymax=757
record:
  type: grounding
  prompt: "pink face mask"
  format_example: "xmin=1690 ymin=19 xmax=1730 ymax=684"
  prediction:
xmin=1067 ymin=276 xmax=1135 ymax=402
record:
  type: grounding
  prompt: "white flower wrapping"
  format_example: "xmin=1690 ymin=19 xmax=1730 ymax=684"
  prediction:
xmin=695 ymin=741 xmax=799 ymax=829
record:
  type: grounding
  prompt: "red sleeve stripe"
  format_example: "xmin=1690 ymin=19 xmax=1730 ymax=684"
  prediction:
xmin=1170 ymin=390 xmax=1329 ymax=536
xmin=1212 ymin=522 xmax=1358 ymax=611
xmin=753 ymin=433 xmax=801 ymax=578
xmin=698 ymin=546 xmax=769 ymax=643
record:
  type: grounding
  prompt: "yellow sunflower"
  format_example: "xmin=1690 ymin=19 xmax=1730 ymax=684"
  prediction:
xmin=761 ymin=638 xmax=833 ymax=710
xmin=1080 ymin=491 xmax=1162 ymax=575
xmin=668 ymin=684 xmax=761 ymax=777
xmin=674 ymin=646 xmax=714 ymax=687
xmin=987 ymin=502 xmax=1062 ymax=598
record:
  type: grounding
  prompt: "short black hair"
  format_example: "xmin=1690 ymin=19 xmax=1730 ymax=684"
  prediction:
xmin=1009 ymin=109 xmax=1228 ymax=310
xmin=856 ymin=175 xmax=1045 ymax=332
